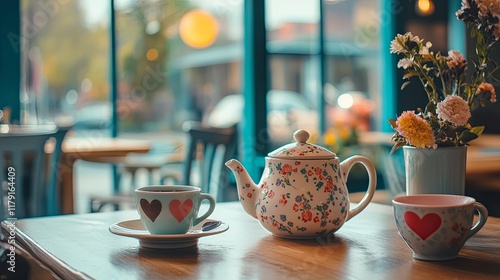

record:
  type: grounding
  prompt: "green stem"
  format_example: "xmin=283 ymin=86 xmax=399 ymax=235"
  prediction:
xmin=415 ymin=63 xmax=438 ymax=103
xmin=430 ymin=54 xmax=448 ymax=96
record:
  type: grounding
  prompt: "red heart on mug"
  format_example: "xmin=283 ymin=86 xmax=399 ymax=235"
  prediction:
xmin=169 ymin=199 xmax=193 ymax=222
xmin=404 ymin=211 xmax=441 ymax=241
xmin=140 ymin=199 xmax=162 ymax=222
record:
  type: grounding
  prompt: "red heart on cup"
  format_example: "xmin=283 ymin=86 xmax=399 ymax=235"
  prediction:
xmin=404 ymin=211 xmax=441 ymax=241
xmin=169 ymin=199 xmax=193 ymax=222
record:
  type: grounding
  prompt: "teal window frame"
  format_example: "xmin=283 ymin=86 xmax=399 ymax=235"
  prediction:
xmin=0 ymin=0 xmax=21 ymax=122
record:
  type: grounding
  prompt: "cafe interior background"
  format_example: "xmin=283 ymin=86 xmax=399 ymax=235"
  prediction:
xmin=0 ymin=0 xmax=499 ymax=217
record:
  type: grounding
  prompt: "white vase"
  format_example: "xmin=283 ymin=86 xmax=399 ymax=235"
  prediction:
xmin=403 ymin=146 xmax=467 ymax=195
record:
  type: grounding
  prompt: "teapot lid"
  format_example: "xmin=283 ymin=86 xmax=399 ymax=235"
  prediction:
xmin=268 ymin=130 xmax=337 ymax=160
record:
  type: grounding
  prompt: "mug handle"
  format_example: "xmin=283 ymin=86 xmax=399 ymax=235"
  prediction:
xmin=193 ymin=193 xmax=216 ymax=226
xmin=340 ymin=155 xmax=377 ymax=221
xmin=465 ymin=202 xmax=488 ymax=240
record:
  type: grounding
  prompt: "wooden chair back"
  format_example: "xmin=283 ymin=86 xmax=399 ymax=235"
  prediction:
xmin=181 ymin=121 xmax=237 ymax=202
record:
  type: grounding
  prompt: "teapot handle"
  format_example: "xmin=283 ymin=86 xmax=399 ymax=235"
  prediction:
xmin=340 ymin=155 xmax=377 ymax=221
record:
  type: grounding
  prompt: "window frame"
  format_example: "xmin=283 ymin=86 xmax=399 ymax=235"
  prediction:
xmin=2 ymin=1 xmax=467 ymax=181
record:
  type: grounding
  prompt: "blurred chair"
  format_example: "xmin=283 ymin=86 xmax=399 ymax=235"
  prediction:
xmin=45 ymin=124 xmax=72 ymax=215
xmin=88 ymin=144 xmax=183 ymax=213
xmin=89 ymin=121 xmax=237 ymax=212
xmin=178 ymin=121 xmax=237 ymax=202
xmin=119 ymin=143 xmax=184 ymax=187
xmin=0 ymin=125 xmax=59 ymax=218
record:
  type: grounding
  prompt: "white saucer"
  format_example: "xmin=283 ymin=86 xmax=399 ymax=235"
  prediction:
xmin=109 ymin=218 xmax=229 ymax=249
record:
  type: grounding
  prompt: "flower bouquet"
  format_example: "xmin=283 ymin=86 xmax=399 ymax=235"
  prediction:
xmin=388 ymin=0 xmax=498 ymax=153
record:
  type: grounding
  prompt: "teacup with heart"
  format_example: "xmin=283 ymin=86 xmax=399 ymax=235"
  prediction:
xmin=393 ymin=194 xmax=488 ymax=261
xmin=135 ymin=185 xmax=216 ymax=234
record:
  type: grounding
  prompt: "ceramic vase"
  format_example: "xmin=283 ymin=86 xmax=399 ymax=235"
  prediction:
xmin=403 ymin=146 xmax=467 ymax=195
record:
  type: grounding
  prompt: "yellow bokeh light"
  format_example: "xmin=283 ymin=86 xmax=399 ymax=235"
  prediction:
xmin=146 ymin=48 xmax=159 ymax=61
xmin=416 ymin=0 xmax=434 ymax=16
xmin=179 ymin=9 xmax=218 ymax=49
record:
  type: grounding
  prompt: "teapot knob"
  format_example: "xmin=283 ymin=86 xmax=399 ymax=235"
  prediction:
xmin=293 ymin=129 xmax=310 ymax=143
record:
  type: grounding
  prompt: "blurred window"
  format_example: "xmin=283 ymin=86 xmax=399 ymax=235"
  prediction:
xmin=21 ymin=0 xmax=243 ymax=142
xmin=265 ymin=0 xmax=381 ymax=147
xmin=20 ymin=0 xmax=380 ymax=146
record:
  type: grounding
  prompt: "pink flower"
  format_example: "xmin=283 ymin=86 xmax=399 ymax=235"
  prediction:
xmin=446 ymin=50 xmax=466 ymax=69
xmin=436 ymin=95 xmax=471 ymax=126
xmin=477 ymin=0 xmax=500 ymax=19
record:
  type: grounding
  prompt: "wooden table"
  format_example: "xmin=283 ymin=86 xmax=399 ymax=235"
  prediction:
xmin=466 ymin=134 xmax=500 ymax=175
xmin=3 ymin=202 xmax=500 ymax=279
xmin=58 ymin=138 xmax=151 ymax=214
xmin=467 ymin=146 xmax=500 ymax=174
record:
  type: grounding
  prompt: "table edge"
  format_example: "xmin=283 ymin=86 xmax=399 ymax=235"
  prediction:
xmin=1 ymin=221 xmax=92 ymax=280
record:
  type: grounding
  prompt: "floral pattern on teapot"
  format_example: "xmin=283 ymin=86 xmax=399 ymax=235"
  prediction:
xmin=255 ymin=159 xmax=349 ymax=237
xmin=225 ymin=129 xmax=377 ymax=239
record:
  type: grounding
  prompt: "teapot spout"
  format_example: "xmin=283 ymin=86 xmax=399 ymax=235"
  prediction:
xmin=225 ymin=159 xmax=258 ymax=219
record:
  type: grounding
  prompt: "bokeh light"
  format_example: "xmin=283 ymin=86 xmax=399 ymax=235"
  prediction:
xmin=337 ymin=93 xmax=354 ymax=109
xmin=416 ymin=0 xmax=434 ymax=16
xmin=179 ymin=9 xmax=218 ymax=49
xmin=146 ymin=48 xmax=159 ymax=61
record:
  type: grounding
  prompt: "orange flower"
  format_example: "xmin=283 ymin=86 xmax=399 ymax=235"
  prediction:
xmin=396 ymin=111 xmax=435 ymax=148
xmin=476 ymin=82 xmax=497 ymax=104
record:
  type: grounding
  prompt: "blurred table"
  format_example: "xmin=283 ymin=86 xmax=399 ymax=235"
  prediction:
xmin=3 ymin=202 xmax=500 ymax=279
xmin=58 ymin=138 xmax=151 ymax=214
xmin=466 ymin=134 xmax=500 ymax=175
xmin=466 ymin=147 xmax=500 ymax=174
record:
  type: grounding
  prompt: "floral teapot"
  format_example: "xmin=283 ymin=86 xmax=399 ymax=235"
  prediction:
xmin=225 ymin=129 xmax=377 ymax=239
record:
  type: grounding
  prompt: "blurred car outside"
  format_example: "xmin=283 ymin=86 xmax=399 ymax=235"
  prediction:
xmin=206 ymin=90 xmax=318 ymax=146
xmin=72 ymin=101 xmax=112 ymax=131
